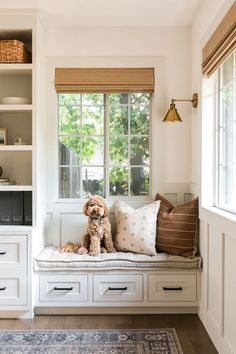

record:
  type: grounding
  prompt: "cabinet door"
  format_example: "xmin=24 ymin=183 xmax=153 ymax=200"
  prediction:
xmin=0 ymin=235 xmax=27 ymax=270
xmin=149 ymin=274 xmax=197 ymax=302
xmin=0 ymin=271 xmax=27 ymax=306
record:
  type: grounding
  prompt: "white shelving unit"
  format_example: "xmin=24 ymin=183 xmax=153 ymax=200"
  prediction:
xmin=0 ymin=30 xmax=34 ymax=315
xmin=0 ymin=58 xmax=33 ymax=189
xmin=0 ymin=10 xmax=46 ymax=318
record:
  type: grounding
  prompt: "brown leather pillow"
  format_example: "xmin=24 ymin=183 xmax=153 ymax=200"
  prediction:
xmin=155 ymin=193 xmax=199 ymax=257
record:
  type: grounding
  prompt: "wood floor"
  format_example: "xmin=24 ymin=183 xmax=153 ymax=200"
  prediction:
xmin=0 ymin=314 xmax=217 ymax=354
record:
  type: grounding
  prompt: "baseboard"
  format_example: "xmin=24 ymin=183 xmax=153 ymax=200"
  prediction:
xmin=0 ymin=310 xmax=34 ymax=319
xmin=198 ymin=305 xmax=234 ymax=354
xmin=34 ymin=306 xmax=198 ymax=315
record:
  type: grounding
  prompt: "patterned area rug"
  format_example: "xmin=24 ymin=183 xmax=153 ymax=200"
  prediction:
xmin=0 ymin=328 xmax=183 ymax=354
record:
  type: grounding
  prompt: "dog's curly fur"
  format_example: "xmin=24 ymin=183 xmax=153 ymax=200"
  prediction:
xmin=59 ymin=196 xmax=116 ymax=256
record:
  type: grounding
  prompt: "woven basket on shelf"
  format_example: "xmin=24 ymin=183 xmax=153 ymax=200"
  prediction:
xmin=0 ymin=40 xmax=31 ymax=63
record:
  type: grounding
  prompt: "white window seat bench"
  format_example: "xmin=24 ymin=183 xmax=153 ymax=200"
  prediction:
xmin=34 ymin=246 xmax=202 ymax=315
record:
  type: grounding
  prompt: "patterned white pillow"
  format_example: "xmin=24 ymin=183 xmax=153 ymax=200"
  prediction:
xmin=114 ymin=200 xmax=161 ymax=256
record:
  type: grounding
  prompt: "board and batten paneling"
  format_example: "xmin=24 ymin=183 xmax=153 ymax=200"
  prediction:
xmin=45 ymin=191 xmax=193 ymax=247
xmin=224 ymin=234 xmax=236 ymax=352
xmin=208 ymin=225 xmax=223 ymax=330
xmin=199 ymin=220 xmax=208 ymax=310
xmin=199 ymin=207 xmax=236 ymax=354
xmin=60 ymin=213 xmax=87 ymax=246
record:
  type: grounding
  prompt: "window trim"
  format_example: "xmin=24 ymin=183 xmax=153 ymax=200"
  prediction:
xmin=46 ymin=57 xmax=164 ymax=207
xmin=214 ymin=50 xmax=236 ymax=215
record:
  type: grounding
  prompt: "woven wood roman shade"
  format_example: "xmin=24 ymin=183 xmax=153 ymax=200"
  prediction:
xmin=55 ymin=68 xmax=155 ymax=93
xmin=202 ymin=2 xmax=236 ymax=77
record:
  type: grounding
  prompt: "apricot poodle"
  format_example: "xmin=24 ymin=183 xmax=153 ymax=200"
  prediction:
xmin=59 ymin=195 xmax=116 ymax=256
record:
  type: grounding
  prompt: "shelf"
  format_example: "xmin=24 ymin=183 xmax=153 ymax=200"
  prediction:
xmin=0 ymin=64 xmax=32 ymax=75
xmin=0 ymin=225 xmax=33 ymax=231
xmin=0 ymin=105 xmax=32 ymax=112
xmin=0 ymin=185 xmax=33 ymax=192
xmin=0 ymin=145 xmax=33 ymax=151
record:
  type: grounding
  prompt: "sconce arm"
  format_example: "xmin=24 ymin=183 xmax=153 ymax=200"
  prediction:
xmin=171 ymin=93 xmax=198 ymax=108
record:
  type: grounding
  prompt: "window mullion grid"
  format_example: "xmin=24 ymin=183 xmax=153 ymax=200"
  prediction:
xmin=57 ymin=95 xmax=60 ymax=198
xmin=79 ymin=94 xmax=83 ymax=198
xmin=128 ymin=94 xmax=131 ymax=197
xmin=58 ymin=93 xmax=151 ymax=200
xmin=69 ymin=137 xmax=73 ymax=198
xmin=215 ymin=68 xmax=221 ymax=207
xmin=148 ymin=95 xmax=152 ymax=197
xmin=233 ymin=52 xmax=236 ymax=206
xmin=105 ymin=94 xmax=110 ymax=198
xmin=216 ymin=50 xmax=236 ymax=211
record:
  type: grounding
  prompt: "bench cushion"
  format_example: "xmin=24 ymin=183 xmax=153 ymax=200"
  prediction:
xmin=34 ymin=246 xmax=202 ymax=271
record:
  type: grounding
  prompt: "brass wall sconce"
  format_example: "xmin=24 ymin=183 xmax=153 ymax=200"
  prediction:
xmin=163 ymin=93 xmax=198 ymax=122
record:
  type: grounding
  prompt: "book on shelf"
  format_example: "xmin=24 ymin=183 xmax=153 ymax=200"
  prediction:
xmin=24 ymin=191 xmax=32 ymax=225
xmin=0 ymin=191 xmax=11 ymax=224
xmin=0 ymin=191 xmax=32 ymax=225
xmin=11 ymin=191 xmax=23 ymax=225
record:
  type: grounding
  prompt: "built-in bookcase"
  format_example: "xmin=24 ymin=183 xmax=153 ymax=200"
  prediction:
xmin=0 ymin=30 xmax=33 ymax=223
xmin=0 ymin=10 xmax=46 ymax=318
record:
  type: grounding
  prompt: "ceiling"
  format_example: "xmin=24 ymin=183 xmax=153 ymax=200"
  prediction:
xmin=0 ymin=0 xmax=202 ymax=28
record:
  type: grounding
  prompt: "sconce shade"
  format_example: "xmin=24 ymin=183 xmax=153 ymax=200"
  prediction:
xmin=163 ymin=93 xmax=198 ymax=122
xmin=163 ymin=102 xmax=183 ymax=122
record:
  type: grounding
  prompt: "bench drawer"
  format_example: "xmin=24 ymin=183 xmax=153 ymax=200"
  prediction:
xmin=40 ymin=274 xmax=88 ymax=302
xmin=149 ymin=274 xmax=197 ymax=302
xmin=0 ymin=271 xmax=27 ymax=306
xmin=93 ymin=274 xmax=143 ymax=302
xmin=0 ymin=236 xmax=27 ymax=270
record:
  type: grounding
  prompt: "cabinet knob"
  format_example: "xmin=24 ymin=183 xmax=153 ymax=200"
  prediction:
xmin=0 ymin=287 xmax=6 ymax=291
xmin=0 ymin=251 xmax=6 ymax=255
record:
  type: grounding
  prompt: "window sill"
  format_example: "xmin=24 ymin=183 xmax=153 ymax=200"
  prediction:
xmin=54 ymin=197 xmax=153 ymax=204
xmin=200 ymin=205 xmax=236 ymax=238
xmin=201 ymin=205 xmax=236 ymax=222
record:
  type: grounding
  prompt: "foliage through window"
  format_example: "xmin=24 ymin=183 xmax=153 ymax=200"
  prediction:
xmin=58 ymin=93 xmax=151 ymax=198
xmin=216 ymin=50 xmax=236 ymax=213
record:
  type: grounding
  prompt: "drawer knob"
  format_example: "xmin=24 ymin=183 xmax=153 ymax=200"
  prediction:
xmin=0 ymin=287 xmax=6 ymax=291
xmin=53 ymin=286 xmax=73 ymax=291
xmin=0 ymin=251 xmax=6 ymax=255
xmin=163 ymin=286 xmax=183 ymax=291
xmin=108 ymin=286 xmax=128 ymax=291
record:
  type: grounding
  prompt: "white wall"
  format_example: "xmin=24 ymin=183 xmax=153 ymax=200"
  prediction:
xmin=44 ymin=26 xmax=193 ymax=245
xmin=191 ymin=1 xmax=236 ymax=353
xmin=46 ymin=26 xmax=192 ymax=187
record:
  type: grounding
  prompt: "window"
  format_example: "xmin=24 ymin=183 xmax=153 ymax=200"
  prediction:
xmin=58 ymin=92 xmax=151 ymax=198
xmin=202 ymin=2 xmax=236 ymax=213
xmin=216 ymin=50 xmax=236 ymax=213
